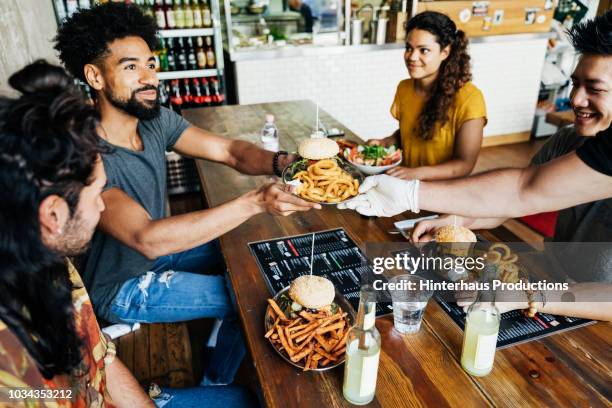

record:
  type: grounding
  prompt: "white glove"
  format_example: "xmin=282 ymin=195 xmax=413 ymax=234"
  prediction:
xmin=338 ymin=174 xmax=420 ymax=217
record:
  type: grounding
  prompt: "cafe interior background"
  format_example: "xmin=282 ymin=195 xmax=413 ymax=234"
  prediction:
xmin=1 ymin=0 xmax=610 ymax=197
xmin=0 ymin=0 xmax=611 ymax=402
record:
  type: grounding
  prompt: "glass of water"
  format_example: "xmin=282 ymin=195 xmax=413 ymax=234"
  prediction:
xmin=389 ymin=274 xmax=433 ymax=334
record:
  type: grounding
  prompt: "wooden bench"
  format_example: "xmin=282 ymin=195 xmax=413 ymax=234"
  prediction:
xmin=115 ymin=323 xmax=195 ymax=388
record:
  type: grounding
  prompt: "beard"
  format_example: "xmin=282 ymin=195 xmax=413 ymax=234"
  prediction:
xmin=105 ymin=85 xmax=161 ymax=120
xmin=55 ymin=211 xmax=96 ymax=257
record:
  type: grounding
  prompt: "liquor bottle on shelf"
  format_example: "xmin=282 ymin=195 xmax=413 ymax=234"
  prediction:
xmin=210 ymin=77 xmax=224 ymax=105
xmin=175 ymin=37 xmax=188 ymax=71
xmin=153 ymin=39 xmax=161 ymax=72
xmin=204 ymin=36 xmax=216 ymax=68
xmin=201 ymin=0 xmax=212 ymax=28
xmin=54 ymin=0 xmax=67 ymax=22
xmin=174 ymin=0 xmax=185 ymax=29
xmin=157 ymin=37 xmax=169 ymax=72
xmin=199 ymin=78 xmax=213 ymax=106
xmin=169 ymin=79 xmax=183 ymax=114
xmin=183 ymin=0 xmax=194 ymax=28
xmin=195 ymin=36 xmax=207 ymax=69
xmin=165 ymin=0 xmax=176 ymax=29
xmin=191 ymin=78 xmax=204 ymax=106
xmin=142 ymin=0 xmax=155 ymax=18
xmin=66 ymin=0 xmax=79 ymax=17
xmin=166 ymin=38 xmax=177 ymax=71
xmin=186 ymin=37 xmax=198 ymax=70
xmin=159 ymin=81 xmax=170 ymax=107
xmin=154 ymin=0 xmax=167 ymax=29
xmin=192 ymin=0 xmax=203 ymax=28
xmin=181 ymin=78 xmax=194 ymax=107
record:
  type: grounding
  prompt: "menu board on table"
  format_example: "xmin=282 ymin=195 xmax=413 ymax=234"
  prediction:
xmin=248 ymin=228 xmax=392 ymax=317
xmin=387 ymin=245 xmax=596 ymax=348
xmin=436 ymin=297 xmax=595 ymax=349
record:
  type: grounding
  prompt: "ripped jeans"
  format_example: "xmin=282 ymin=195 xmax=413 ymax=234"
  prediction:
xmin=108 ymin=242 xmax=245 ymax=386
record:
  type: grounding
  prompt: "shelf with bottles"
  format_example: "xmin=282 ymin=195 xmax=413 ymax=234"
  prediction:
xmin=159 ymin=76 xmax=225 ymax=115
xmin=149 ymin=0 xmax=216 ymax=31
xmin=159 ymin=28 xmax=214 ymax=37
xmin=154 ymin=35 xmax=218 ymax=75
xmin=52 ymin=0 xmax=92 ymax=22
xmin=157 ymin=69 xmax=218 ymax=79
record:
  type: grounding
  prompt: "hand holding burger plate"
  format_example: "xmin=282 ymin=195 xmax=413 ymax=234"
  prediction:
xmin=282 ymin=136 xmax=364 ymax=205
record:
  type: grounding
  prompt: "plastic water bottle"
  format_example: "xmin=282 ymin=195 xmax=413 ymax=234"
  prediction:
xmin=261 ymin=114 xmax=279 ymax=152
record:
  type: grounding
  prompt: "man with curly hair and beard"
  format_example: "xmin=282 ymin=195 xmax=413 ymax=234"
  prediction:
xmin=54 ymin=2 xmax=319 ymax=387
xmin=0 ymin=61 xmax=256 ymax=407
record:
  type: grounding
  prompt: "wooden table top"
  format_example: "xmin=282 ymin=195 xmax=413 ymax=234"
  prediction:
xmin=184 ymin=101 xmax=611 ymax=408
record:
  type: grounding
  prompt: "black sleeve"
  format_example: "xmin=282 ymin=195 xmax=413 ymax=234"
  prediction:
xmin=576 ymin=130 xmax=612 ymax=176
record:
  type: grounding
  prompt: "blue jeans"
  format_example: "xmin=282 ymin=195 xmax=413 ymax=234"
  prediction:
xmin=109 ymin=242 xmax=245 ymax=385
xmin=153 ymin=386 xmax=258 ymax=408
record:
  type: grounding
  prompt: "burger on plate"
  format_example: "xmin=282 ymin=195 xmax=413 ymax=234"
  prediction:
xmin=288 ymin=275 xmax=335 ymax=313
xmin=434 ymin=225 xmax=477 ymax=257
xmin=297 ymin=136 xmax=340 ymax=161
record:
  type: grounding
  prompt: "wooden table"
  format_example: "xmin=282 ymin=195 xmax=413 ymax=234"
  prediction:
xmin=184 ymin=101 xmax=611 ymax=408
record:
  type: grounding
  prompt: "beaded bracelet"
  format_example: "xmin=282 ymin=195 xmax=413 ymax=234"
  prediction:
xmin=104 ymin=340 xmax=117 ymax=366
xmin=524 ymin=287 xmax=546 ymax=318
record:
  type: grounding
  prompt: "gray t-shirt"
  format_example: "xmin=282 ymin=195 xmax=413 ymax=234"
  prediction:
xmin=530 ymin=126 xmax=612 ymax=282
xmin=83 ymin=107 xmax=190 ymax=319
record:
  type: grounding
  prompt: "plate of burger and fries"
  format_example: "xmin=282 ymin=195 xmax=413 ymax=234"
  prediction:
xmin=282 ymin=136 xmax=364 ymax=205
xmin=264 ymin=275 xmax=356 ymax=371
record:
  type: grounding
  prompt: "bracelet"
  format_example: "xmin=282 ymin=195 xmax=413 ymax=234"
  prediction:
xmin=523 ymin=288 xmax=546 ymax=318
xmin=103 ymin=340 xmax=116 ymax=366
xmin=272 ymin=150 xmax=288 ymax=177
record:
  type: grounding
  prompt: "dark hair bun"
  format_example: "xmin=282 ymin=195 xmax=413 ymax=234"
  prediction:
xmin=8 ymin=60 xmax=74 ymax=96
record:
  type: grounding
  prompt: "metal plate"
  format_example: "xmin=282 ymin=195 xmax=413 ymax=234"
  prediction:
xmin=264 ymin=286 xmax=356 ymax=371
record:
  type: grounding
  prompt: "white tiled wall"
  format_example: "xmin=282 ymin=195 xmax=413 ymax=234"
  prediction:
xmin=235 ymin=37 xmax=548 ymax=140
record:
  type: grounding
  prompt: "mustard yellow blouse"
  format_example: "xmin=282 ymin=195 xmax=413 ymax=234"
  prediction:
xmin=390 ymin=79 xmax=487 ymax=168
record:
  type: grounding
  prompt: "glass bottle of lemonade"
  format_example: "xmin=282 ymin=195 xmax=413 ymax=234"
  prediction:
xmin=343 ymin=285 xmax=381 ymax=405
xmin=460 ymin=290 xmax=500 ymax=377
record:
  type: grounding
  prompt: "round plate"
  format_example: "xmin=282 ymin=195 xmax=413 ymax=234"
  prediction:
xmin=342 ymin=148 xmax=403 ymax=175
xmin=343 ymin=151 xmax=402 ymax=175
xmin=264 ymin=286 xmax=356 ymax=371
xmin=281 ymin=158 xmax=365 ymax=205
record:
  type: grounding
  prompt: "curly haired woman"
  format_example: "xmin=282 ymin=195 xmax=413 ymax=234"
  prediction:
xmin=370 ymin=11 xmax=487 ymax=181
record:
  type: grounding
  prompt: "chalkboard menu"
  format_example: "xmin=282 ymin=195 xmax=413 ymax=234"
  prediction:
xmin=249 ymin=228 xmax=392 ymax=316
xmin=387 ymin=245 xmax=595 ymax=347
xmin=436 ymin=297 xmax=595 ymax=349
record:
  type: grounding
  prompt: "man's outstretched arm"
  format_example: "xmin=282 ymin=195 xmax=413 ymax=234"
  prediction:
xmin=419 ymin=152 xmax=612 ymax=218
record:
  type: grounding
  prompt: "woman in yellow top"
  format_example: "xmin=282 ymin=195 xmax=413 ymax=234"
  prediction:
xmin=371 ymin=11 xmax=487 ymax=181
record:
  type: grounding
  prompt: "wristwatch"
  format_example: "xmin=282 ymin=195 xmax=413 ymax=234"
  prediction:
xmin=273 ymin=150 xmax=288 ymax=177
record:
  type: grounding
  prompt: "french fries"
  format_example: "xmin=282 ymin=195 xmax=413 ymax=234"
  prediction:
xmin=293 ymin=159 xmax=359 ymax=203
xmin=265 ymin=300 xmax=350 ymax=371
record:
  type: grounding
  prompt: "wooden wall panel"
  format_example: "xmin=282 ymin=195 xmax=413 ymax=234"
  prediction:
xmin=417 ymin=0 xmax=555 ymax=37
xmin=0 ymin=0 xmax=59 ymax=95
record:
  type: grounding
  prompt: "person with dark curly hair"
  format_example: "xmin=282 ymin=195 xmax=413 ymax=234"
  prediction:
xmin=0 ymin=60 xmax=258 ymax=407
xmin=340 ymin=11 xmax=612 ymax=322
xmin=54 ymin=2 xmax=319 ymax=390
xmin=370 ymin=11 xmax=487 ymax=181
xmin=0 ymin=60 xmax=151 ymax=407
